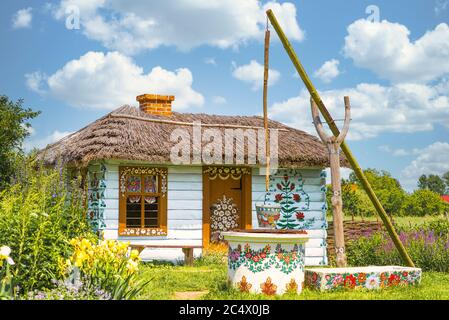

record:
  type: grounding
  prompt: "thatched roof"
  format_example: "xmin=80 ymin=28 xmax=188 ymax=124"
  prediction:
xmin=37 ymin=105 xmax=349 ymax=168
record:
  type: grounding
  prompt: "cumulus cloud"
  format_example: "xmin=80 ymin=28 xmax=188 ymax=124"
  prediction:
xmin=269 ymin=80 xmax=449 ymax=141
xmin=51 ymin=0 xmax=304 ymax=54
xmin=401 ymin=142 xmax=449 ymax=191
xmin=23 ymin=130 xmax=73 ymax=151
xmin=232 ymin=60 xmax=280 ymax=90
xmin=314 ymin=59 xmax=340 ymax=83
xmin=12 ymin=7 xmax=33 ymax=29
xmin=343 ymin=19 xmax=449 ymax=83
xmin=25 ymin=51 xmax=204 ymax=110
xmin=212 ymin=96 xmax=227 ymax=104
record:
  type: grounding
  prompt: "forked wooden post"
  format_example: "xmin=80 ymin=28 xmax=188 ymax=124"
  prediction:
xmin=311 ymin=97 xmax=351 ymax=267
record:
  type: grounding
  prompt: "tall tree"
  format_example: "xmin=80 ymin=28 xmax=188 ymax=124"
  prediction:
xmin=0 ymin=95 xmax=40 ymax=189
xmin=443 ymin=171 xmax=449 ymax=194
xmin=417 ymin=174 xmax=446 ymax=195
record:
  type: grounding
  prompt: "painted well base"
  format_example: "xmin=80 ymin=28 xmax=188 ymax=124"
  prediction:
xmin=223 ymin=231 xmax=309 ymax=295
xmin=305 ymin=266 xmax=422 ymax=291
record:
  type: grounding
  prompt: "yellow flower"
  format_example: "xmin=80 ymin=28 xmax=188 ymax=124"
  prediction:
xmin=126 ymin=259 xmax=139 ymax=274
xmin=130 ymin=249 xmax=140 ymax=260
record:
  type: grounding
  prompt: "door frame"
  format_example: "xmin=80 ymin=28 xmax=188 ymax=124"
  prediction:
xmin=202 ymin=166 xmax=252 ymax=248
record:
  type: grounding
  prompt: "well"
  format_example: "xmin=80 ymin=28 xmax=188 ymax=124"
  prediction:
xmin=222 ymin=229 xmax=309 ymax=295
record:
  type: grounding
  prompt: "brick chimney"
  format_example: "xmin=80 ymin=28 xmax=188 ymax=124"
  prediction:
xmin=136 ymin=94 xmax=175 ymax=116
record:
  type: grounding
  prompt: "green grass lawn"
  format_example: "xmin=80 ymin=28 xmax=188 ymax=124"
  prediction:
xmin=338 ymin=215 xmax=445 ymax=227
xmin=136 ymin=259 xmax=449 ymax=300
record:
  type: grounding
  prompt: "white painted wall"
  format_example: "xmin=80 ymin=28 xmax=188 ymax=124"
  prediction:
xmin=91 ymin=162 xmax=327 ymax=266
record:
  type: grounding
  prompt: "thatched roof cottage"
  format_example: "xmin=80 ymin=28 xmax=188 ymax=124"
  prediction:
xmin=39 ymin=93 xmax=341 ymax=265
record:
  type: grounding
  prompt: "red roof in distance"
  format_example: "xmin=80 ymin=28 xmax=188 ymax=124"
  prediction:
xmin=441 ymin=195 xmax=449 ymax=203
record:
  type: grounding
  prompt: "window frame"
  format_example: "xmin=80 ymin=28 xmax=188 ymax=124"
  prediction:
xmin=118 ymin=166 xmax=168 ymax=237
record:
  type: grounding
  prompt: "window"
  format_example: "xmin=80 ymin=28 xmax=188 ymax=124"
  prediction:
xmin=119 ymin=167 xmax=168 ymax=236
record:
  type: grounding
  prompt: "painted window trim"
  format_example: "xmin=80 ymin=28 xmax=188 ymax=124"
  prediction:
xmin=118 ymin=166 xmax=168 ymax=237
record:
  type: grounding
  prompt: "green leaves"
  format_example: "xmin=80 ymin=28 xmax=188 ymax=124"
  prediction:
xmin=0 ymin=95 xmax=40 ymax=190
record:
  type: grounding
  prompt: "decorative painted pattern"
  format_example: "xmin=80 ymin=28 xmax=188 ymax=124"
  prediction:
xmin=87 ymin=163 xmax=107 ymax=233
xmin=119 ymin=167 xmax=167 ymax=197
xmin=210 ymin=195 xmax=239 ymax=242
xmin=119 ymin=227 xmax=167 ymax=236
xmin=203 ymin=166 xmax=251 ymax=180
xmin=260 ymin=277 xmax=277 ymax=296
xmin=264 ymin=169 xmax=313 ymax=230
xmin=305 ymin=268 xmax=422 ymax=291
xmin=228 ymin=243 xmax=305 ymax=275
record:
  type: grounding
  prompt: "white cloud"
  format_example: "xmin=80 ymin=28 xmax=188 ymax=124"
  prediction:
xmin=26 ymin=51 xmax=204 ymax=110
xmin=232 ymin=60 xmax=280 ymax=90
xmin=269 ymin=80 xmax=449 ymax=141
xmin=12 ymin=7 xmax=32 ymax=29
xmin=325 ymin=167 xmax=353 ymax=185
xmin=25 ymin=72 xmax=47 ymax=94
xmin=51 ymin=0 xmax=304 ymax=54
xmin=343 ymin=19 xmax=449 ymax=83
xmin=314 ymin=59 xmax=340 ymax=83
xmin=204 ymin=58 xmax=217 ymax=66
xmin=23 ymin=130 xmax=73 ymax=151
xmin=435 ymin=0 xmax=449 ymax=14
xmin=401 ymin=142 xmax=449 ymax=191
xmin=212 ymin=96 xmax=227 ymax=104
xmin=378 ymin=145 xmax=421 ymax=157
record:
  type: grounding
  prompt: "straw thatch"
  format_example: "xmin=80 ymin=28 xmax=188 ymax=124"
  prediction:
xmin=37 ymin=105 xmax=349 ymax=168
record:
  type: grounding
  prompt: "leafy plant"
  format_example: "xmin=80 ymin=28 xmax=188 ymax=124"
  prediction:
xmin=0 ymin=158 xmax=95 ymax=292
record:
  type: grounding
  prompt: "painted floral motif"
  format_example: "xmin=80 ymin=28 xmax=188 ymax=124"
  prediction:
xmin=228 ymin=243 xmax=305 ymax=275
xmin=305 ymin=269 xmax=422 ymax=291
xmin=210 ymin=195 xmax=239 ymax=242
xmin=120 ymin=228 xmax=167 ymax=236
xmin=260 ymin=277 xmax=277 ymax=296
xmin=264 ymin=169 xmax=314 ymax=230
xmin=144 ymin=175 xmax=157 ymax=193
xmin=126 ymin=175 xmax=141 ymax=192
xmin=285 ymin=278 xmax=298 ymax=294
xmin=87 ymin=164 xmax=107 ymax=233
xmin=237 ymin=276 xmax=252 ymax=293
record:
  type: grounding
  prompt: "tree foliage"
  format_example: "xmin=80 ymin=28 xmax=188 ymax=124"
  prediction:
xmin=418 ymin=174 xmax=447 ymax=195
xmin=0 ymin=95 xmax=40 ymax=190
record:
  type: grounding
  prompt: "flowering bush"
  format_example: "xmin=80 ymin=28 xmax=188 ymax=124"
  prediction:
xmin=347 ymin=220 xmax=449 ymax=272
xmin=59 ymin=238 xmax=148 ymax=300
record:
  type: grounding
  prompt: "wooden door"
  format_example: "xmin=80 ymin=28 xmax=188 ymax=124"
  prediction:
xmin=202 ymin=167 xmax=252 ymax=247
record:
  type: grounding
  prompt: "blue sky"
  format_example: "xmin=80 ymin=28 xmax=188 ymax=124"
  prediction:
xmin=1 ymin=0 xmax=449 ymax=191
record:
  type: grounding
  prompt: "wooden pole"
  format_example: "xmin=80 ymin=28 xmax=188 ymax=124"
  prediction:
xmin=311 ymin=97 xmax=350 ymax=267
xmin=266 ymin=9 xmax=414 ymax=267
xmin=263 ymin=27 xmax=271 ymax=193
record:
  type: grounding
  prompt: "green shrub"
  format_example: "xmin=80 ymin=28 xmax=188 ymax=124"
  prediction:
xmin=401 ymin=189 xmax=447 ymax=216
xmin=0 ymin=160 xmax=95 ymax=292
